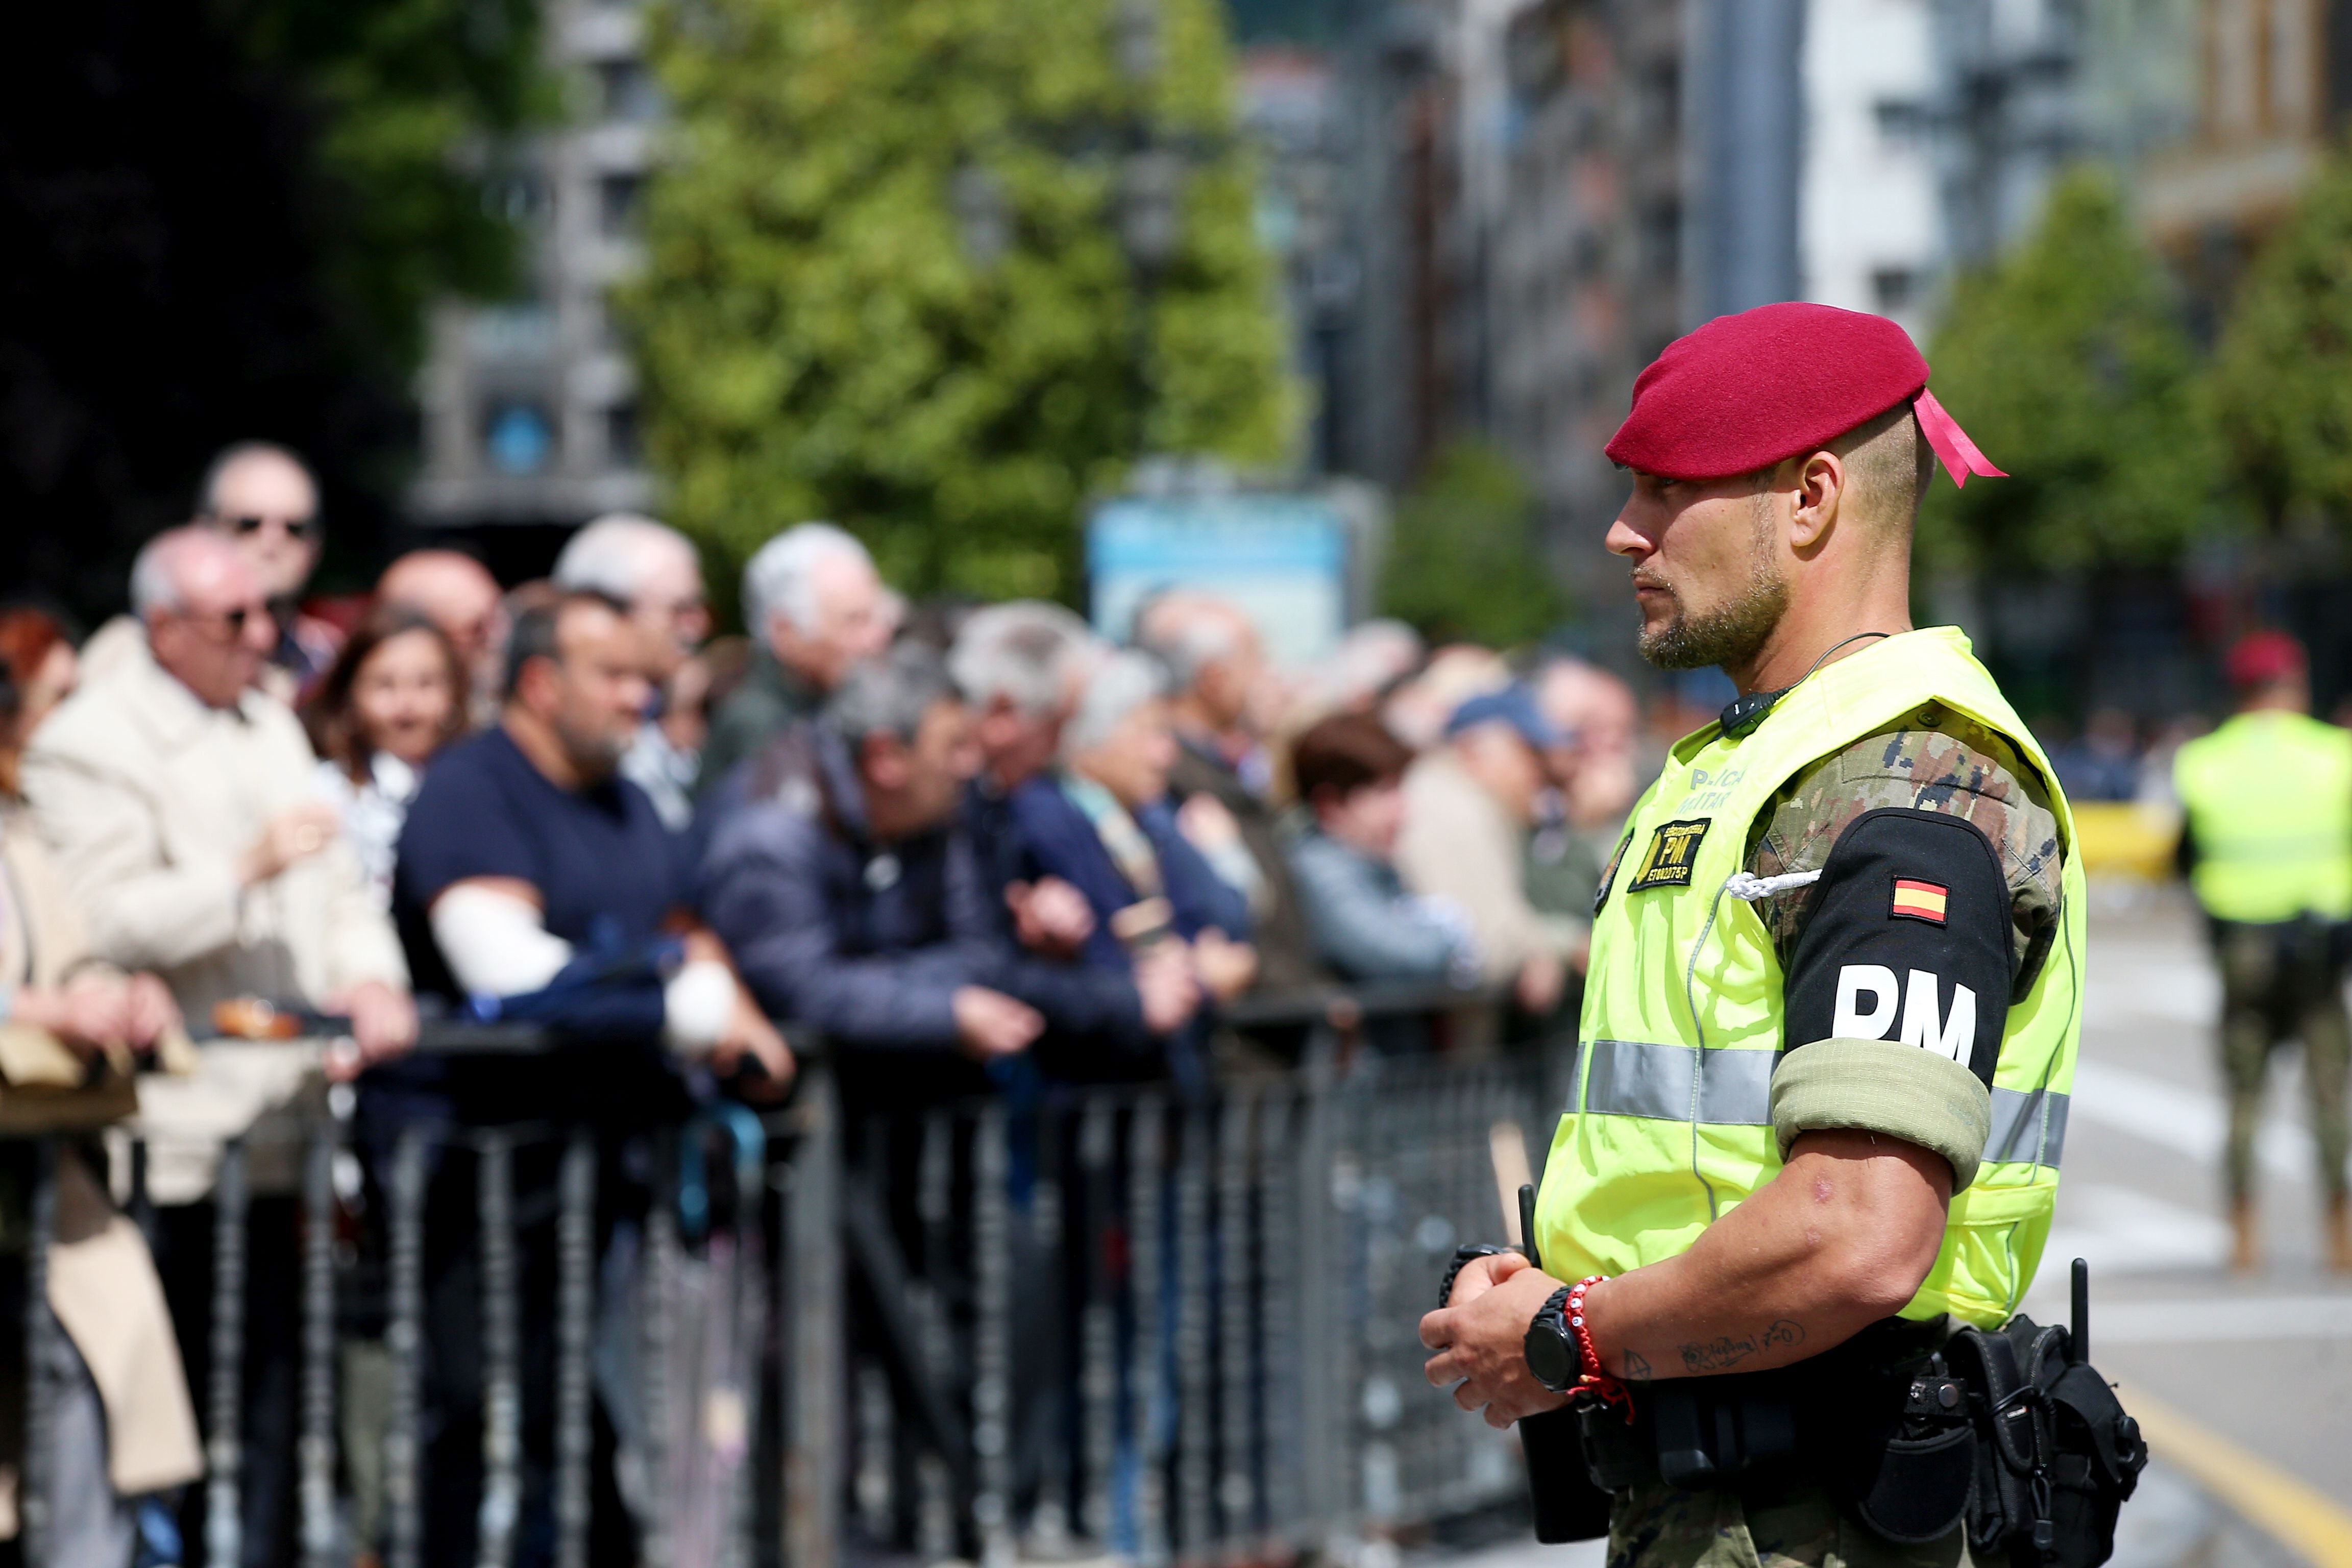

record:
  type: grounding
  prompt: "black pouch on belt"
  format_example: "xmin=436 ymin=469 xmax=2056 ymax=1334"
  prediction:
xmin=1945 ymin=1309 xmax=2146 ymax=1568
xmin=1833 ymin=1354 xmax=1977 ymax=1545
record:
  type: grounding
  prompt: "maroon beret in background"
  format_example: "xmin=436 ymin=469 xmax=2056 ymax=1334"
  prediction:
xmin=2225 ymin=630 xmax=2306 ymax=691
xmin=1605 ymin=302 xmax=1933 ymax=481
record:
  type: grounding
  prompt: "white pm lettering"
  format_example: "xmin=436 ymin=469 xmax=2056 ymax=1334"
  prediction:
xmin=1901 ymin=969 xmax=1976 ymax=1067
xmin=1831 ymin=964 xmax=1976 ymax=1070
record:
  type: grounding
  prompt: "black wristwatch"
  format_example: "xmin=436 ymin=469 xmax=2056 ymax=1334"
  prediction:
xmin=1524 ymin=1285 xmax=1582 ymax=1392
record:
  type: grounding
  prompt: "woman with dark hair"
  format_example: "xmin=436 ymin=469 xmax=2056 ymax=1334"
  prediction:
xmin=1286 ymin=710 xmax=1477 ymax=985
xmin=305 ymin=604 xmax=468 ymax=906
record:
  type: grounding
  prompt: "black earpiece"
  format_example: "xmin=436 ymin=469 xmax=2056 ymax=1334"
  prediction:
xmin=1719 ymin=688 xmax=1785 ymax=738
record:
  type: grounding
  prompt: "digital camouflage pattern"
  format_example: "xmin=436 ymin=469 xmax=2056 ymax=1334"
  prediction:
xmin=2214 ymin=919 xmax=2350 ymax=1203
xmin=1744 ymin=704 xmax=2065 ymax=995
xmin=1607 ymin=1480 xmax=1964 ymax=1568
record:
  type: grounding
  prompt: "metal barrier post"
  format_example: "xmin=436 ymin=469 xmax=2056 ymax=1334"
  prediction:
xmin=477 ymin=1132 xmax=521 ymax=1568
xmin=385 ymin=1128 xmax=427 ymax=1568
xmin=1126 ymin=1097 xmax=1167 ymax=1568
xmin=21 ymin=1137 xmax=58 ymax=1568
xmin=782 ymin=1069 xmax=842 ymax=1568
xmin=208 ymin=1139 xmax=250 ymax=1568
xmin=1076 ymin=1101 xmax=1117 ymax=1546
xmin=1215 ymin=1096 xmax=1256 ymax=1554
xmin=1173 ymin=1105 xmax=1212 ymax=1561
xmin=554 ymin=1128 xmax=598 ymax=1568
xmin=970 ymin=1106 xmax=1014 ymax=1568
xmin=300 ymin=1126 xmax=339 ymax=1568
xmin=1292 ymin=1033 xmax=1343 ymax=1556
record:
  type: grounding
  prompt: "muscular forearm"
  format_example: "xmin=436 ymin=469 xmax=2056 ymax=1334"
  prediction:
xmin=1581 ymin=1130 xmax=1951 ymax=1381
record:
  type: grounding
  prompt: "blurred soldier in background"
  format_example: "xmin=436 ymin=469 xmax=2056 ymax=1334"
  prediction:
xmin=2173 ymin=630 xmax=2352 ymax=1272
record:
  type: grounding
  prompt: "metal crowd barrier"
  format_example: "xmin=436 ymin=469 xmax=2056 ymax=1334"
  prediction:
xmin=10 ymin=994 xmax=1564 ymax=1568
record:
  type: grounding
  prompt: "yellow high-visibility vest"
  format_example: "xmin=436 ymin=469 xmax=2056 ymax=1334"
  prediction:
xmin=1535 ymin=628 xmax=2084 ymax=1329
xmin=2173 ymin=710 xmax=2352 ymax=923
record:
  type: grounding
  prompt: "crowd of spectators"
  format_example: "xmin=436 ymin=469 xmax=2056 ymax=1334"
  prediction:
xmin=0 ymin=438 xmax=1644 ymax=1563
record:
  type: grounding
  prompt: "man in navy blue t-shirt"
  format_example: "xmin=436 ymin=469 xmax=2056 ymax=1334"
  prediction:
xmin=385 ymin=591 xmax=789 ymax=1125
xmin=372 ymin=590 xmax=788 ymax=1563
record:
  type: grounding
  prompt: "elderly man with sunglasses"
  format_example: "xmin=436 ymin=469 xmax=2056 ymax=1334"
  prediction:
xmin=81 ymin=441 xmax=344 ymax=704
xmin=23 ymin=524 xmax=413 ymax=1561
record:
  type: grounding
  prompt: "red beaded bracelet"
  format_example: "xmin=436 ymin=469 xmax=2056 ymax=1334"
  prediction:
xmin=1566 ymin=1275 xmax=1633 ymax=1418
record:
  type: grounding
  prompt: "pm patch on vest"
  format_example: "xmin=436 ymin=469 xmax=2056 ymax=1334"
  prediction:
xmin=1781 ymin=807 xmax=2010 ymax=1086
xmin=1628 ymin=818 xmax=1711 ymax=891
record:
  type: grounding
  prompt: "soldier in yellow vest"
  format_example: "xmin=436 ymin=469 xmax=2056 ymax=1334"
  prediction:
xmin=2173 ymin=630 xmax=2352 ymax=1272
xmin=1420 ymin=303 xmax=2083 ymax=1566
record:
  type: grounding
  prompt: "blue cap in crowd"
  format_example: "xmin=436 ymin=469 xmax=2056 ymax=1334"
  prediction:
xmin=1446 ymin=685 xmax=1569 ymax=751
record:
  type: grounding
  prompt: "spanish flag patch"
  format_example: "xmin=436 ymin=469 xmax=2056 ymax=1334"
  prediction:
xmin=1890 ymin=878 xmax=1948 ymax=924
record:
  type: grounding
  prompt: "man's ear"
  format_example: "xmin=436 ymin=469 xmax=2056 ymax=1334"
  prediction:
xmin=861 ymin=732 xmax=910 ymax=791
xmin=1789 ymin=450 xmax=1845 ymax=551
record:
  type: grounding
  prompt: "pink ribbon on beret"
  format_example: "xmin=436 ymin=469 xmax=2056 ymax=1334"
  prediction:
xmin=1913 ymin=388 xmax=2007 ymax=489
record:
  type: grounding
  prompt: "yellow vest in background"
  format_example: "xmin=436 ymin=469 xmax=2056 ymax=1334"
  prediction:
xmin=1534 ymin=629 xmax=2085 ymax=1330
xmin=2172 ymin=710 xmax=2352 ymax=923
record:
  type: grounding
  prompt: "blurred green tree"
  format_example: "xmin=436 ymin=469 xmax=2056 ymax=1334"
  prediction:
xmin=625 ymin=0 xmax=1296 ymax=603
xmin=1920 ymin=166 xmax=2221 ymax=572
xmin=2214 ymin=139 xmax=2352 ymax=531
xmin=1379 ymin=441 xmax=1566 ymax=647
xmin=238 ymin=0 xmax=548 ymax=371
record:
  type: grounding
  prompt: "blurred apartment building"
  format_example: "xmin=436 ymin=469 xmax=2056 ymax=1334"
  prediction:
xmin=408 ymin=0 xmax=655 ymax=533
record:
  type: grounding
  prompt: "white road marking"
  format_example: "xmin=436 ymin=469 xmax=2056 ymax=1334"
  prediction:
xmin=2015 ymin=1293 xmax=2352 ymax=1345
xmin=2046 ymin=1183 xmax=2232 ymax=1274
xmin=2069 ymin=1060 xmax=2320 ymax=1186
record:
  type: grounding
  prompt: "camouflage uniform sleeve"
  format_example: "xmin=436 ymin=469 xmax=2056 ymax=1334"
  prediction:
xmin=1745 ymin=703 xmax=2065 ymax=994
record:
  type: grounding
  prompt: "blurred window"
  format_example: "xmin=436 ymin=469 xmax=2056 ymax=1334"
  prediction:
xmin=1872 ymin=267 xmax=1919 ymax=313
xmin=606 ymin=403 xmax=642 ymax=467
xmin=1874 ymin=99 xmax=1928 ymax=144
xmin=598 ymin=174 xmax=643 ymax=238
xmin=597 ymin=60 xmax=663 ymax=122
xmin=485 ymin=402 xmax=555 ymax=476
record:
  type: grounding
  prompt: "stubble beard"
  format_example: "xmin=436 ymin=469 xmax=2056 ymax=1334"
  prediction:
xmin=1635 ymin=498 xmax=1791 ymax=673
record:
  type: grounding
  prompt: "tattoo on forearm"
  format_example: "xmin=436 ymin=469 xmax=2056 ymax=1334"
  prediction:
xmin=1621 ymin=1349 xmax=1652 ymax=1381
xmin=1677 ymin=1319 xmax=1805 ymax=1375
xmin=1678 ymin=1334 xmax=1756 ymax=1373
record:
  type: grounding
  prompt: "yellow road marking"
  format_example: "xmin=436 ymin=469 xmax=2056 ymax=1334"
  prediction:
xmin=2120 ymin=1381 xmax=2352 ymax=1567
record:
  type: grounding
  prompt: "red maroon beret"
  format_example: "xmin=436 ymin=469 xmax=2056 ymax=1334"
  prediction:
xmin=2225 ymin=631 xmax=2305 ymax=691
xmin=1606 ymin=302 xmax=2001 ymax=487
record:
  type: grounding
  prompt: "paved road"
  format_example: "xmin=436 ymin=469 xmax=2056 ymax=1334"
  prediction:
xmin=1423 ymin=882 xmax=2349 ymax=1568
xmin=2050 ymin=885 xmax=2352 ymax=1511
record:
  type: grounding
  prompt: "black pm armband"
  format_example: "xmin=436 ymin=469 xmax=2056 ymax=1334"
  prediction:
xmin=1782 ymin=807 xmax=2011 ymax=1088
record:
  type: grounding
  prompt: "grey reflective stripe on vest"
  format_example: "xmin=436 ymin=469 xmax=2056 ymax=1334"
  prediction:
xmin=1580 ymin=1039 xmax=1776 ymax=1126
xmin=1578 ymin=1038 xmax=2070 ymax=1166
xmin=1984 ymin=1085 xmax=2068 ymax=1168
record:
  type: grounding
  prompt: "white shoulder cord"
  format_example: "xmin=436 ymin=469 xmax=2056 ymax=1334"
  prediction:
xmin=1721 ymin=868 xmax=1823 ymax=902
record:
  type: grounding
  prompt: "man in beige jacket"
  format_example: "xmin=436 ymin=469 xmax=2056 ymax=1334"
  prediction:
xmin=24 ymin=526 xmax=413 ymax=1563
xmin=1395 ymin=685 xmax=1588 ymax=1021
xmin=24 ymin=527 xmax=412 ymax=1057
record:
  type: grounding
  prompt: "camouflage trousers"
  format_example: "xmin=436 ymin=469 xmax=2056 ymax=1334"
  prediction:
xmin=1606 ymin=1480 xmax=1965 ymax=1568
xmin=2213 ymin=919 xmax=2351 ymax=1202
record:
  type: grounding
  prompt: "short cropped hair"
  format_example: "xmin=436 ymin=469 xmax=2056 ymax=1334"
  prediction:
xmin=1291 ymin=712 xmax=1414 ymax=803
xmin=1827 ymin=403 xmax=1935 ymax=533
xmin=949 ymin=601 xmax=1096 ymax=719
xmin=824 ymin=641 xmax=957 ymax=746
xmin=503 ymin=590 xmax=627 ymax=699
xmin=1134 ymin=593 xmax=1248 ymax=689
xmin=741 ymin=523 xmax=872 ymax=640
xmin=552 ymin=513 xmax=698 ymax=603
xmin=129 ymin=526 xmax=230 ymax=618
xmin=1063 ymin=650 xmax=1166 ymax=758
